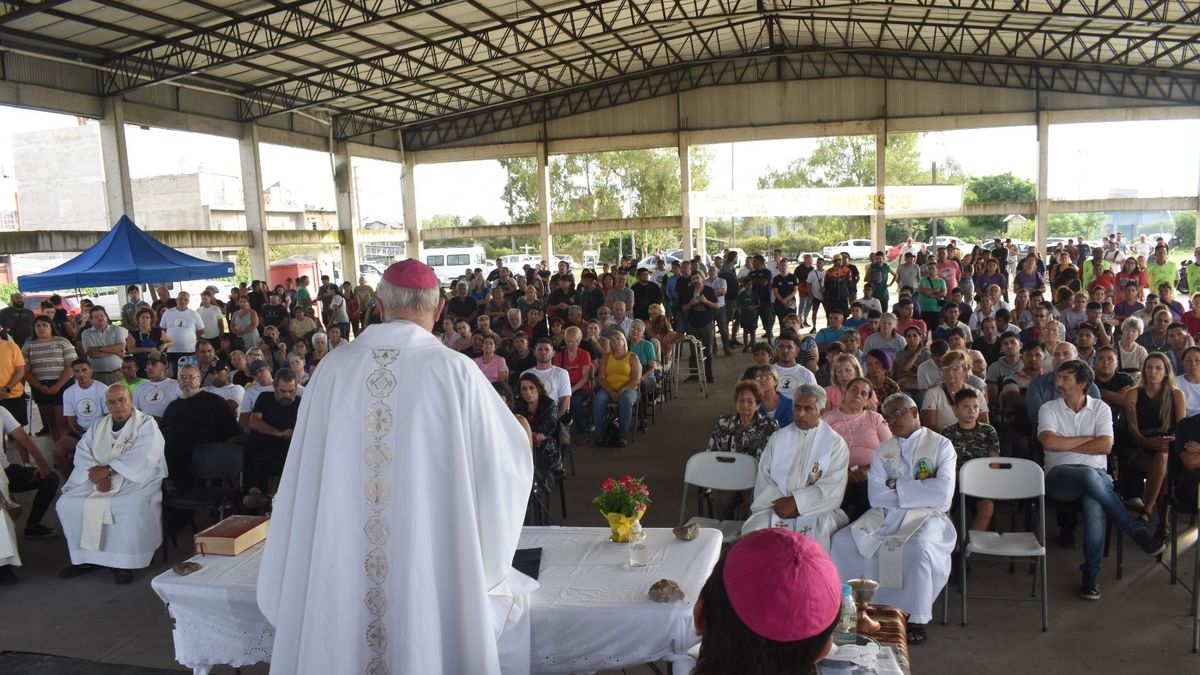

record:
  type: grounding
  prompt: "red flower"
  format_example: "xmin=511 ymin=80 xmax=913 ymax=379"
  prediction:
xmin=601 ymin=478 xmax=616 ymax=491
xmin=621 ymin=475 xmax=634 ymax=484
xmin=625 ymin=483 xmax=636 ymax=494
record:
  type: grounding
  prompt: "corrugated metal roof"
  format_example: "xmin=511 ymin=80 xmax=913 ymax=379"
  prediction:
xmin=0 ymin=0 xmax=1196 ymax=149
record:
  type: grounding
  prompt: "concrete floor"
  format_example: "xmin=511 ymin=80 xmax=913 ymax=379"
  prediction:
xmin=1 ymin=325 xmax=1198 ymax=674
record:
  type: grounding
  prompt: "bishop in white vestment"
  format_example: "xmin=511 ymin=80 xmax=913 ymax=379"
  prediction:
xmin=742 ymin=386 xmax=849 ymax=549
xmin=831 ymin=394 xmax=957 ymax=626
xmin=56 ymin=386 xmax=167 ymax=570
xmin=259 ymin=260 xmax=535 ymax=675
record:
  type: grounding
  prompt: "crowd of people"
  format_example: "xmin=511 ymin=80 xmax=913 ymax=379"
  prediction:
xmin=3 ymin=233 xmax=1200 ymax=669
xmin=0 ymin=272 xmax=377 ymax=584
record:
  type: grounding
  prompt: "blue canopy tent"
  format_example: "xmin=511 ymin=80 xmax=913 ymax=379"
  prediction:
xmin=18 ymin=216 xmax=235 ymax=292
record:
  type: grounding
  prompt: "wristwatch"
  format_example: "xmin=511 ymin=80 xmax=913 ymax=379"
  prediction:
xmin=885 ymin=478 xmax=897 ymax=489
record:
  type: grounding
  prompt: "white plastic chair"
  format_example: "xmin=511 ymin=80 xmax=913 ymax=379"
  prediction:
xmin=955 ymin=457 xmax=1048 ymax=631
xmin=678 ymin=451 xmax=758 ymax=543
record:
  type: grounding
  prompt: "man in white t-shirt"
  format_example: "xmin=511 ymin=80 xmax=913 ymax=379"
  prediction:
xmin=772 ymin=333 xmax=817 ymax=398
xmin=53 ymin=360 xmax=109 ymax=478
xmin=159 ymin=291 xmax=205 ymax=373
xmin=202 ymin=360 xmax=245 ymax=415
xmin=133 ymin=352 xmax=181 ymax=419
xmin=195 ymin=289 xmax=225 ymax=341
xmin=523 ymin=339 xmax=571 ymax=418
xmin=1038 ymin=359 xmax=1166 ymax=600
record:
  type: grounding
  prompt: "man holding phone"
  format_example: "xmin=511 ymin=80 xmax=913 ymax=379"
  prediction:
xmin=682 ymin=272 xmax=719 ymax=384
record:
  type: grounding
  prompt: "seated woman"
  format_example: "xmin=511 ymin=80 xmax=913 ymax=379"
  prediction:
xmin=704 ymin=380 xmax=781 ymax=519
xmin=864 ymin=349 xmax=901 ymax=402
xmin=693 ymin=529 xmax=842 ymax=675
xmin=473 ymin=334 xmax=510 ymax=384
xmin=1122 ymin=352 xmax=1185 ymax=537
xmin=592 ymin=331 xmax=642 ymax=447
xmin=919 ymin=350 xmax=989 ymax=432
xmin=553 ymin=326 xmax=592 ymax=438
xmin=822 ymin=377 xmax=891 ymax=521
xmin=751 ymin=366 xmax=793 ymax=429
xmin=515 ymin=373 xmax=564 ymax=491
xmin=823 ymin=353 xmax=878 ymax=412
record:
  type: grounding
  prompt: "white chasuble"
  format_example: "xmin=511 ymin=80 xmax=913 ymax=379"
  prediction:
xmin=742 ymin=421 xmax=850 ymax=550
xmin=258 ymin=320 xmax=535 ymax=675
xmin=830 ymin=427 xmax=957 ymax=624
xmin=0 ymin=469 xmax=19 ymax=566
xmin=56 ymin=411 xmax=166 ymax=569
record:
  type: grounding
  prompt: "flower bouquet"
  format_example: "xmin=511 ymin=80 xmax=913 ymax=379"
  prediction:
xmin=593 ymin=475 xmax=651 ymax=543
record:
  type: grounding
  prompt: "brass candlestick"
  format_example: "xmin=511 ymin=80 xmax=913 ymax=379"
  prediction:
xmin=846 ymin=576 xmax=881 ymax=635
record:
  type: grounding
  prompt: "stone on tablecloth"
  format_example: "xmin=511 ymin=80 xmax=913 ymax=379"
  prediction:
xmin=649 ymin=579 xmax=685 ymax=603
xmin=673 ymin=524 xmax=699 ymax=540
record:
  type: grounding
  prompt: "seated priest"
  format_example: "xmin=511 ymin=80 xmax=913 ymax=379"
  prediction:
xmin=830 ymin=392 xmax=957 ymax=646
xmin=742 ymin=383 xmax=849 ymax=550
xmin=56 ymin=384 xmax=167 ymax=584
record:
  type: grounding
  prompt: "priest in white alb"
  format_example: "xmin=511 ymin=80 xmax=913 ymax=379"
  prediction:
xmin=259 ymin=259 xmax=536 ymax=675
xmin=742 ymin=383 xmax=849 ymax=550
xmin=830 ymin=392 xmax=957 ymax=645
xmin=56 ymin=384 xmax=167 ymax=584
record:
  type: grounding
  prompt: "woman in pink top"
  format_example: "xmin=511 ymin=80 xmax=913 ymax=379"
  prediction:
xmin=822 ymin=377 xmax=891 ymax=519
xmin=473 ymin=334 xmax=509 ymax=383
xmin=822 ymin=353 xmax=878 ymax=412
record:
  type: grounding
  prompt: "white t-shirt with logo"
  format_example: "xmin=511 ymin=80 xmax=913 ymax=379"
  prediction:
xmin=133 ymin=378 xmax=182 ymax=417
xmin=772 ymin=363 xmax=817 ymax=397
xmin=160 ymin=307 xmax=205 ymax=353
xmin=63 ymin=381 xmax=108 ymax=431
xmin=203 ymin=383 xmax=246 ymax=406
xmin=523 ymin=365 xmax=572 ymax=403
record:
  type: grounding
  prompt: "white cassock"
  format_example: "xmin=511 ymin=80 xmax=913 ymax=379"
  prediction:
xmin=258 ymin=319 xmax=536 ymax=675
xmin=0 ymin=465 xmax=20 ymax=568
xmin=830 ymin=427 xmax=957 ymax=624
xmin=56 ymin=410 xmax=167 ymax=569
xmin=742 ymin=421 xmax=850 ymax=550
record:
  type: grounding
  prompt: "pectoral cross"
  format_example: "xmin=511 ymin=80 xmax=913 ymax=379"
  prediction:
xmin=797 ymin=525 xmax=813 ymax=536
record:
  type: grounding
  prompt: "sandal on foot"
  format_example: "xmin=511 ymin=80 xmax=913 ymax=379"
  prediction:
xmin=907 ymin=623 xmax=928 ymax=646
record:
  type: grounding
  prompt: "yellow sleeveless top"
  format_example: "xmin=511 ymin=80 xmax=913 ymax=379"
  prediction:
xmin=604 ymin=352 xmax=634 ymax=390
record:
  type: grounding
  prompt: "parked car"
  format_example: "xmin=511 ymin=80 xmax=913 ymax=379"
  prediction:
xmin=926 ymin=236 xmax=967 ymax=253
xmin=359 ymin=262 xmax=386 ymax=287
xmin=25 ymin=292 xmax=84 ymax=317
xmin=822 ymin=239 xmax=873 ymax=260
xmin=1145 ymin=232 xmax=1181 ymax=249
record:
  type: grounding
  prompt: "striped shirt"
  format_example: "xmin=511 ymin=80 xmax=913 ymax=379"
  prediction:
xmin=21 ymin=336 xmax=76 ymax=381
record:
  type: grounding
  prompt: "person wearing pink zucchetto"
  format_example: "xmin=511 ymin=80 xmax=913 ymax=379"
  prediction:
xmin=258 ymin=259 xmax=536 ymax=674
xmin=692 ymin=528 xmax=845 ymax=675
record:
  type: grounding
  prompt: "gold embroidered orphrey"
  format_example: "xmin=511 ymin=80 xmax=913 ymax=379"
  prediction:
xmin=364 ymin=349 xmax=400 ymax=675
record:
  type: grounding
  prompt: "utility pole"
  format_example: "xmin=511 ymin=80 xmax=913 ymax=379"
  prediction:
xmin=930 ymin=162 xmax=939 ymax=243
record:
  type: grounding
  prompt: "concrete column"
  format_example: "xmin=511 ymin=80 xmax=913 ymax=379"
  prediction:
xmin=332 ymin=141 xmax=360 ymax=282
xmin=1036 ymin=111 xmax=1049 ymax=254
xmin=1195 ymin=143 xmax=1200 ymax=249
xmin=402 ymin=151 xmax=420 ymax=261
xmin=98 ymin=98 xmax=134 ymax=226
xmin=239 ymin=123 xmax=270 ymax=281
xmin=872 ymin=121 xmax=887 ymax=252
xmin=537 ymin=141 xmax=553 ymax=263
xmin=697 ymin=217 xmax=708 ymax=262
xmin=679 ymin=133 xmax=694 ymax=259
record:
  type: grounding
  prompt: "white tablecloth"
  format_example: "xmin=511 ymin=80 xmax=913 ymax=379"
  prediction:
xmin=151 ymin=526 xmax=722 ymax=675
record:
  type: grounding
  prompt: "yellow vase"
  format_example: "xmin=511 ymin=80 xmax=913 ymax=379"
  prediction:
xmin=604 ymin=508 xmax=646 ymax=543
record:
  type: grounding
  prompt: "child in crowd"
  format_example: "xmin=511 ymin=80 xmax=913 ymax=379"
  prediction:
xmin=737 ymin=278 xmax=761 ymax=353
xmin=844 ymin=303 xmax=867 ymax=331
xmin=940 ymin=388 xmax=1000 ymax=532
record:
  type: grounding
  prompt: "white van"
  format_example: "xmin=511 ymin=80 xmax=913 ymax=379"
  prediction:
xmin=424 ymin=246 xmax=495 ymax=285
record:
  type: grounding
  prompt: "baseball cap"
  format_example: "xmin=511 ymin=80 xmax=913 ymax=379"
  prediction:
xmin=146 ymin=350 xmax=169 ymax=365
xmin=211 ymin=359 xmax=230 ymax=371
xmin=722 ymin=528 xmax=842 ymax=642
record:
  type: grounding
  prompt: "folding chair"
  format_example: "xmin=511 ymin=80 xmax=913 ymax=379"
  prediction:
xmin=160 ymin=442 xmax=244 ymax=563
xmin=1167 ymin=436 xmax=1200 ymax=587
xmin=678 ymin=451 xmax=758 ymax=544
xmin=956 ymin=458 xmax=1048 ymax=632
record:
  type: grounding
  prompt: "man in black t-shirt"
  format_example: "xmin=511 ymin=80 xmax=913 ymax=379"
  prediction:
xmin=631 ymin=267 xmax=664 ymax=321
xmin=748 ymin=256 xmax=775 ymax=342
xmin=160 ymin=364 xmax=242 ymax=490
xmin=545 ymin=276 xmax=576 ymax=323
xmin=245 ymin=368 xmax=301 ymax=492
xmin=259 ymin=292 xmax=289 ymax=331
xmin=771 ymin=260 xmax=799 ymax=321
xmin=683 ymin=272 xmax=718 ymax=383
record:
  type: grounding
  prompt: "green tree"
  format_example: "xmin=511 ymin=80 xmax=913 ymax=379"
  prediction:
xmin=960 ymin=172 xmax=1037 ymax=235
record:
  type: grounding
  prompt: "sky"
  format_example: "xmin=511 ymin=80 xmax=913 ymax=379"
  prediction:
xmin=2 ymin=105 xmax=1197 ymax=225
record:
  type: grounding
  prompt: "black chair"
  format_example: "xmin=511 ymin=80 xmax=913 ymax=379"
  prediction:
xmin=160 ymin=442 xmax=245 ymax=562
xmin=1166 ymin=416 xmax=1200 ymax=588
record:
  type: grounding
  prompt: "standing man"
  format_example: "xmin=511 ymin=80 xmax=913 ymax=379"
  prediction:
xmin=705 ymin=264 xmax=731 ymax=356
xmin=771 ymin=260 xmax=799 ymax=329
xmin=0 ymin=292 xmax=34 ymax=347
xmin=749 ymin=256 xmax=775 ymax=343
xmin=79 ymin=307 xmax=127 ymax=385
xmin=119 ymin=286 xmax=149 ymax=329
xmin=683 ymin=271 xmax=718 ymax=384
xmin=258 ymin=260 xmax=534 ymax=675
xmin=916 ymin=262 xmax=947 ymax=329
xmin=896 ymin=252 xmax=921 ymax=296
xmin=867 ymin=251 xmax=895 ymax=311
xmin=1038 ymin=360 xmax=1167 ymax=600
xmin=195 ymin=290 xmax=225 ymax=345
xmin=259 ymin=292 xmax=289 ymax=333
xmin=631 ymin=267 xmax=664 ymax=322
xmin=159 ymin=291 xmax=205 ymax=375
xmin=353 ymin=275 xmax=376 ymax=337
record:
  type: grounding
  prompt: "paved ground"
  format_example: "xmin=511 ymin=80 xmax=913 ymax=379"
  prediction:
xmin=1 ymin=320 xmax=1198 ymax=673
